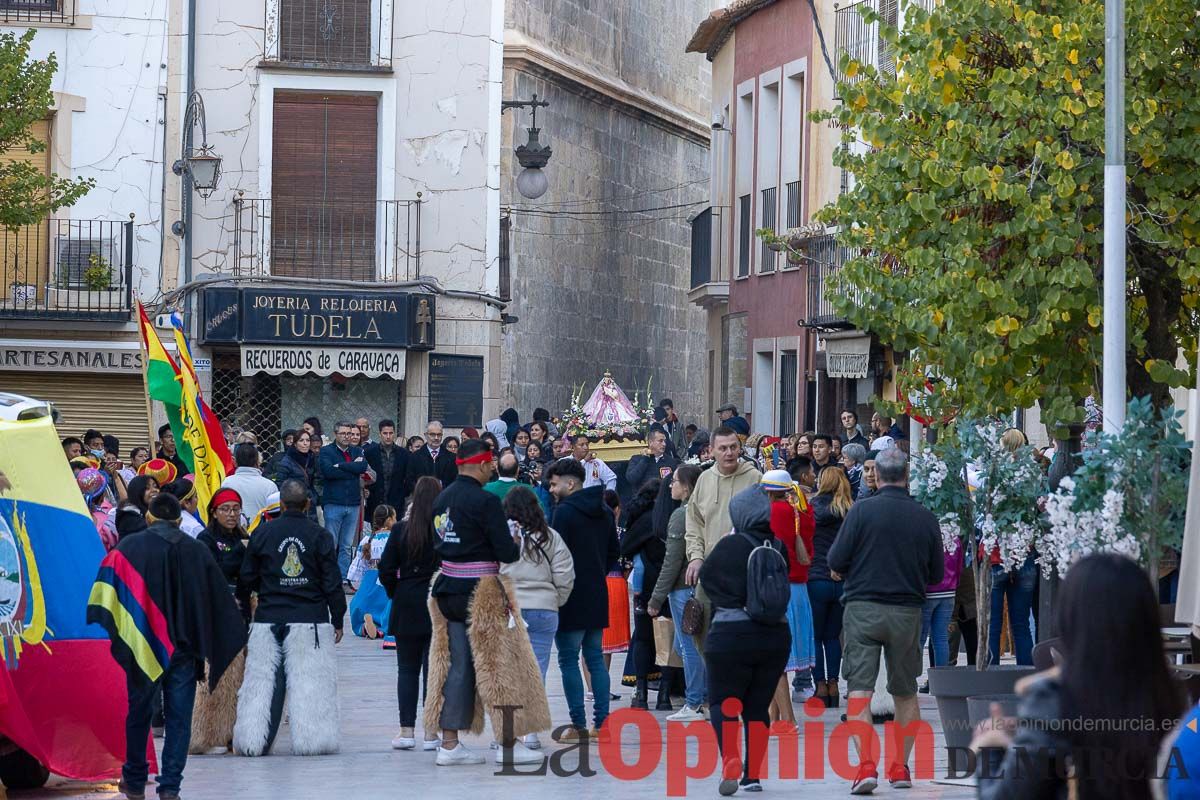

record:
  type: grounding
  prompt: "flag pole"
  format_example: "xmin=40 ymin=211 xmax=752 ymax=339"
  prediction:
xmin=136 ymin=300 xmax=158 ymax=453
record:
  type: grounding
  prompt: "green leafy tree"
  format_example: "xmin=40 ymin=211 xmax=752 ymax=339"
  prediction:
xmin=0 ymin=30 xmax=93 ymax=228
xmin=796 ymin=0 xmax=1200 ymax=429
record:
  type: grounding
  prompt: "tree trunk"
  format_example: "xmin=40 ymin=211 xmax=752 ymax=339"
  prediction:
xmin=1125 ymin=232 xmax=1183 ymax=411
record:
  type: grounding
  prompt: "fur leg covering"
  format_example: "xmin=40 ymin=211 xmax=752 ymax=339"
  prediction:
xmin=422 ymin=576 xmax=552 ymax=738
xmin=468 ymin=576 xmax=552 ymax=739
xmin=233 ymin=624 xmax=283 ymax=756
xmin=282 ymin=623 xmax=340 ymax=755
xmin=871 ymin=653 xmax=895 ymax=716
xmin=423 ymin=593 xmax=484 ymax=735
xmin=190 ymin=650 xmax=246 ymax=754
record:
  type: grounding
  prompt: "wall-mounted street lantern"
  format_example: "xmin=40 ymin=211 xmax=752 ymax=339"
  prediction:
xmin=502 ymin=94 xmax=552 ymax=200
xmin=171 ymin=92 xmax=223 ymax=234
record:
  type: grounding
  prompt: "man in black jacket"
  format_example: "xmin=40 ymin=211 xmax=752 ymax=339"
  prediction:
xmin=364 ymin=418 xmax=408 ymax=519
xmin=87 ymin=493 xmax=246 ymax=800
xmin=826 ymin=448 xmax=943 ymax=793
xmin=625 ymin=426 xmax=679 ymax=493
xmin=407 ymin=420 xmax=458 ymax=491
xmin=548 ymin=458 xmax=620 ymax=740
xmin=234 ymin=479 xmax=346 ymax=758
xmin=427 ymin=438 xmax=529 ymax=765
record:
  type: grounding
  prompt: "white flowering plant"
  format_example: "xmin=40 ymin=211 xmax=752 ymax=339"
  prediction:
xmin=1039 ymin=397 xmax=1189 ymax=580
xmin=912 ymin=419 xmax=1046 ymax=670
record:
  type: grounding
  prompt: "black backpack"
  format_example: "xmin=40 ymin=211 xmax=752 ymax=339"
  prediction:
xmin=739 ymin=532 xmax=790 ymax=624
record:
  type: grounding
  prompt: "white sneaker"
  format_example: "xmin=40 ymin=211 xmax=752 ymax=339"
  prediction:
xmin=436 ymin=743 xmax=485 ymax=766
xmin=489 ymin=740 xmax=500 ymax=750
xmin=203 ymin=745 xmax=228 ymax=755
xmin=666 ymin=705 xmax=707 ymax=722
xmin=494 ymin=741 xmax=544 ymax=766
xmin=585 ymin=691 xmax=595 ymax=702
xmin=422 ymin=736 xmax=441 ymax=751
xmin=522 ymin=733 xmax=542 ymax=750
xmin=391 ymin=732 xmax=416 ymax=750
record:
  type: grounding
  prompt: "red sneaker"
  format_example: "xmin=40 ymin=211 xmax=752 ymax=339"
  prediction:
xmin=850 ymin=761 xmax=878 ymax=795
xmin=887 ymin=763 xmax=912 ymax=789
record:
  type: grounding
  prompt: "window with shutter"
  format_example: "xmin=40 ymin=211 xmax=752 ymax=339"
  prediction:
xmin=1 ymin=118 xmax=51 ymax=303
xmin=270 ymin=92 xmax=378 ymax=280
xmin=277 ymin=0 xmax=373 ymax=67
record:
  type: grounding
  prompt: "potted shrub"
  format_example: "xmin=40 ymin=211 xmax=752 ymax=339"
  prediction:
xmin=82 ymin=252 xmax=112 ymax=291
xmin=911 ymin=419 xmax=1044 ymax=767
xmin=1041 ymin=397 xmax=1189 ymax=583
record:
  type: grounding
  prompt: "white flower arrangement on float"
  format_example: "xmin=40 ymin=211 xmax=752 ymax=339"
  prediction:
xmin=1038 ymin=397 xmax=1189 ymax=580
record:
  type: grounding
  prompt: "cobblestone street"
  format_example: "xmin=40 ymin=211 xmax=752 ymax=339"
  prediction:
xmin=35 ymin=629 xmax=976 ymax=800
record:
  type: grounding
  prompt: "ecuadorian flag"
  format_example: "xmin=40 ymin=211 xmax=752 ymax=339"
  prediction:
xmin=0 ymin=414 xmax=152 ymax=781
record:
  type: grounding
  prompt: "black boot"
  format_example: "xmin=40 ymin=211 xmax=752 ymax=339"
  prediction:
xmin=630 ymin=679 xmax=649 ymax=709
xmin=656 ymin=670 xmax=674 ymax=710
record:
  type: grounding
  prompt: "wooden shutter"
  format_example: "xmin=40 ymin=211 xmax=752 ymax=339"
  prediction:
xmin=271 ymin=93 xmax=378 ymax=280
xmin=1 ymin=118 xmax=51 ymax=300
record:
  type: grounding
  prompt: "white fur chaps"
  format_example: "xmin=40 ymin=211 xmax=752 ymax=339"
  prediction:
xmin=233 ymin=622 xmax=339 ymax=756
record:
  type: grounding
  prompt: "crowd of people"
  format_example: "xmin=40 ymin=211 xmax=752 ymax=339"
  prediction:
xmin=67 ymin=399 xmax=1199 ymax=799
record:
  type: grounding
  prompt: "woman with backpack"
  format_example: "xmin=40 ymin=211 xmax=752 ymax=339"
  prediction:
xmin=700 ymin=485 xmax=791 ymax=796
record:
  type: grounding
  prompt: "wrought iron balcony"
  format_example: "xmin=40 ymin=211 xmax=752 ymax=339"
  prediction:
xmin=0 ymin=217 xmax=134 ymax=321
xmin=264 ymin=0 xmax=393 ymax=69
xmin=835 ymin=0 xmax=899 ymax=83
xmin=690 ymin=207 xmax=712 ymax=290
xmin=231 ymin=196 xmax=421 ymax=282
xmin=803 ymin=232 xmax=859 ymax=329
xmin=0 ymin=0 xmax=76 ymax=25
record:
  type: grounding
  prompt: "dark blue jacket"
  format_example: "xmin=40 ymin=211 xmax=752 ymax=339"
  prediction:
xmin=318 ymin=443 xmax=368 ymax=507
xmin=552 ymin=485 xmax=620 ymax=632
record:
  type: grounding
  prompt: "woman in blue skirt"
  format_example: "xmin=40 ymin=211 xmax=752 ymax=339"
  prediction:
xmin=760 ymin=469 xmax=815 ymax=724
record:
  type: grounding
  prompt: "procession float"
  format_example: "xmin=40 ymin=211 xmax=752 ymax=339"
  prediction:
xmin=557 ymin=371 xmax=655 ymax=462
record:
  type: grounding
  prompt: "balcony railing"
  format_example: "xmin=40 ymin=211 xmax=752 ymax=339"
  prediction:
xmin=0 ymin=218 xmax=134 ymax=320
xmin=0 ymin=0 xmax=75 ymax=25
xmin=690 ymin=207 xmax=712 ymax=289
xmin=232 ymin=197 xmax=420 ymax=281
xmin=265 ymin=0 xmax=393 ymax=69
xmin=835 ymin=0 xmax=899 ymax=83
xmin=804 ymin=232 xmax=859 ymax=329
xmin=786 ymin=180 xmax=802 ymax=229
xmin=759 ymin=187 xmax=777 ymax=273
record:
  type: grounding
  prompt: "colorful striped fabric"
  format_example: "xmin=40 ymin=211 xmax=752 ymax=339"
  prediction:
xmin=87 ymin=550 xmax=174 ymax=683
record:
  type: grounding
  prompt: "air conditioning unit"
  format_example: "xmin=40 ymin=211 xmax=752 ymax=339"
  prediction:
xmin=55 ymin=236 xmax=117 ymax=288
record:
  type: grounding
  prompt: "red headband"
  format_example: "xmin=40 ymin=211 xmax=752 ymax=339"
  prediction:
xmin=210 ymin=488 xmax=242 ymax=509
xmin=456 ymin=451 xmax=493 ymax=466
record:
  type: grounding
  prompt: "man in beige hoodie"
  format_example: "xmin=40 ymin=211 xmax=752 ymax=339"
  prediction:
xmin=683 ymin=426 xmax=761 ymax=649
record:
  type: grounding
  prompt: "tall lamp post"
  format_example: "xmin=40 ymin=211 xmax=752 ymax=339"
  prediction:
xmin=502 ymin=94 xmax=552 ymax=200
xmin=171 ymin=91 xmax=223 ymax=282
xmin=1102 ymin=0 xmax=1125 ymax=434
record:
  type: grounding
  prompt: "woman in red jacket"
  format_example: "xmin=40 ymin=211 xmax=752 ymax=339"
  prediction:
xmin=761 ymin=469 xmax=815 ymax=724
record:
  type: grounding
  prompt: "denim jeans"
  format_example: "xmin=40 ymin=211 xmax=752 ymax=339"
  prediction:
xmin=920 ymin=596 xmax=955 ymax=667
xmin=668 ymin=587 xmax=707 ymax=708
xmin=807 ymin=578 xmax=844 ymax=682
xmin=521 ymin=609 xmax=558 ymax=683
xmin=323 ymin=503 xmax=360 ymax=578
xmin=989 ymin=555 xmax=1037 ymax=665
xmin=124 ymin=653 xmax=196 ymax=797
xmin=555 ymin=628 xmax=608 ymax=728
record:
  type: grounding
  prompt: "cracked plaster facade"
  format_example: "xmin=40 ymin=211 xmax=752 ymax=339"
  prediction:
xmin=184 ymin=0 xmax=507 ymax=433
xmin=499 ymin=0 xmax=716 ymax=423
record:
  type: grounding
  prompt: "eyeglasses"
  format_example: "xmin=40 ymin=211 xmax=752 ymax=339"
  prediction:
xmin=215 ymin=503 xmax=242 ymax=516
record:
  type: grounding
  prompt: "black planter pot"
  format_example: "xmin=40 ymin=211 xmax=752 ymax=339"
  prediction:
xmin=966 ymin=693 xmax=1021 ymax=731
xmin=928 ymin=665 xmax=1036 ymax=774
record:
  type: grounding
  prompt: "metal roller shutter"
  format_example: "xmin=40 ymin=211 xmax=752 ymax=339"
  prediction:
xmin=0 ymin=371 xmax=152 ymax=454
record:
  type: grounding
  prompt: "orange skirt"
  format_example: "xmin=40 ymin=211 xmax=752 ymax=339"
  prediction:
xmin=602 ymin=575 xmax=631 ymax=653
